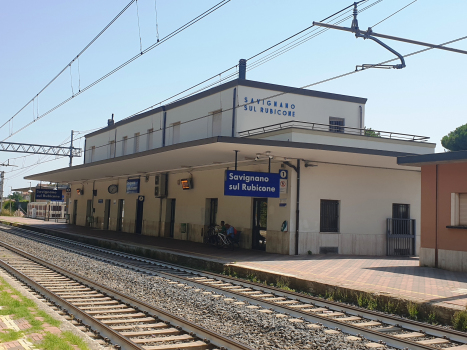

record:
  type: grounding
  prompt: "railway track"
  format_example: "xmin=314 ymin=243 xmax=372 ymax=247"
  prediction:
xmin=0 ymin=238 xmax=253 ymax=350
xmin=1 ymin=224 xmax=467 ymax=350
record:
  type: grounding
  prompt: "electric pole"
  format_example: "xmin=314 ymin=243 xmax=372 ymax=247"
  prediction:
xmin=0 ymin=161 xmax=16 ymax=214
xmin=0 ymin=172 xmax=4 ymax=213
xmin=69 ymin=130 xmax=74 ymax=167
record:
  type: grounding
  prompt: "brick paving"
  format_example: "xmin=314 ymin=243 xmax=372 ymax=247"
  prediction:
xmin=2 ymin=216 xmax=467 ymax=311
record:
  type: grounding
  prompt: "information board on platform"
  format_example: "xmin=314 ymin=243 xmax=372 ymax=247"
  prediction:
xmin=35 ymin=189 xmax=62 ymax=201
xmin=224 ymin=170 xmax=280 ymax=198
xmin=126 ymin=179 xmax=140 ymax=194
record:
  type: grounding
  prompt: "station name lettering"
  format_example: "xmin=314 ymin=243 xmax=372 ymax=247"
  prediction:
xmin=243 ymin=97 xmax=296 ymax=117
xmin=228 ymin=172 xmax=269 ymax=183
xmin=228 ymin=183 xmax=276 ymax=192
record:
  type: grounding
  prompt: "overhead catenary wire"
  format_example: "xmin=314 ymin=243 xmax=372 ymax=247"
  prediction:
xmin=372 ymin=0 xmax=418 ymax=28
xmin=154 ymin=0 xmax=160 ymax=42
xmin=136 ymin=0 xmax=143 ymax=53
xmin=4 ymin=0 xmax=450 ymax=182
xmin=77 ymin=33 xmax=467 ymax=162
xmin=3 ymin=0 xmax=232 ymax=141
xmin=122 ymin=0 xmax=378 ymax=120
xmin=1 ymin=0 xmax=139 ymax=132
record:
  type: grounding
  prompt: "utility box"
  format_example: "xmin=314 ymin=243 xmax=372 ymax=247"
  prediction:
xmin=154 ymin=174 xmax=168 ymax=198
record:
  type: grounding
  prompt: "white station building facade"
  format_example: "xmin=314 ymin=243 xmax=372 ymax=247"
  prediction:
xmin=26 ymin=64 xmax=435 ymax=256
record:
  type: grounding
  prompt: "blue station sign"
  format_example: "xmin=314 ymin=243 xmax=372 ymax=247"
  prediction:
xmin=224 ymin=170 xmax=280 ymax=198
xmin=35 ymin=189 xmax=62 ymax=201
xmin=126 ymin=179 xmax=140 ymax=194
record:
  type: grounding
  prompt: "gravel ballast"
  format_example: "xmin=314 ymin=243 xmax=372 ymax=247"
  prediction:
xmin=0 ymin=228 xmax=394 ymax=350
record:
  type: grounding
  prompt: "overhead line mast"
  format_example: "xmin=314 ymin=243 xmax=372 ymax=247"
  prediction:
xmin=313 ymin=2 xmax=467 ymax=71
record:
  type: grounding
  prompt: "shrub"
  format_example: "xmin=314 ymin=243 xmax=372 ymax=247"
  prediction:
xmin=407 ymin=301 xmax=419 ymax=320
xmin=364 ymin=128 xmax=381 ymax=137
xmin=452 ymin=309 xmax=467 ymax=331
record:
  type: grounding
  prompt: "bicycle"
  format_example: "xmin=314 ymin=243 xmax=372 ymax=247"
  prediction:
xmin=216 ymin=231 xmax=234 ymax=250
xmin=205 ymin=224 xmax=220 ymax=246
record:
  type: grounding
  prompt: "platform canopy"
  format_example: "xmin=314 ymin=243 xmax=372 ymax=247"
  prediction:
xmin=25 ymin=136 xmax=420 ymax=183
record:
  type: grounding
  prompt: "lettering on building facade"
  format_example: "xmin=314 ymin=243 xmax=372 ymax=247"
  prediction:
xmin=243 ymin=97 xmax=296 ymax=117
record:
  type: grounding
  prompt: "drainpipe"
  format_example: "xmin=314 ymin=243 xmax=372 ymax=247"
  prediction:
xmin=435 ymin=164 xmax=438 ymax=268
xmin=231 ymin=87 xmax=237 ymax=137
xmin=83 ymin=139 xmax=87 ymax=163
xmin=359 ymin=105 xmax=363 ymax=134
xmin=283 ymin=160 xmax=301 ymax=255
xmin=295 ymin=159 xmax=300 ymax=255
xmin=162 ymin=106 xmax=167 ymax=147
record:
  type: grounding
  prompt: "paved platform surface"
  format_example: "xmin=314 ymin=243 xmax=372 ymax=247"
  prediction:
xmin=2 ymin=216 xmax=467 ymax=312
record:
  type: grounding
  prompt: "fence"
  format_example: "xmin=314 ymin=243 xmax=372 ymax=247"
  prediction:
xmin=27 ymin=202 xmax=67 ymax=221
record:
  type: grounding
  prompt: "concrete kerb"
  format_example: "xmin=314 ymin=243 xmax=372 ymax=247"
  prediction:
xmin=222 ymin=264 xmax=457 ymax=325
xmin=0 ymin=220 xmax=225 ymax=273
xmin=0 ymin=219 xmax=459 ymax=326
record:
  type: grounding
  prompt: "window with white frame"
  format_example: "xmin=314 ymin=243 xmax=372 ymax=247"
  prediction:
xmin=212 ymin=110 xmax=222 ymax=137
xmin=147 ymin=129 xmax=153 ymax=150
xmin=134 ymin=133 xmax=140 ymax=153
xmin=451 ymin=193 xmax=467 ymax=226
xmin=90 ymin=146 xmax=96 ymax=162
xmin=172 ymin=122 xmax=181 ymax=144
xmin=109 ymin=140 xmax=116 ymax=158
xmin=329 ymin=117 xmax=345 ymax=133
xmin=122 ymin=136 xmax=128 ymax=156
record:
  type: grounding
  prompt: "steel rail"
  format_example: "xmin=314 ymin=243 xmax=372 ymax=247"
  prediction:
xmin=312 ymin=22 xmax=467 ymax=56
xmin=3 ymin=225 xmax=467 ymax=348
xmin=0 ymin=255 xmax=143 ymax=350
xmin=0 ymin=239 xmax=253 ymax=350
xmin=4 ymin=225 xmax=466 ymax=349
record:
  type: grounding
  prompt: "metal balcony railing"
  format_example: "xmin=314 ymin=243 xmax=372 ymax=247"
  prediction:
xmin=238 ymin=120 xmax=430 ymax=142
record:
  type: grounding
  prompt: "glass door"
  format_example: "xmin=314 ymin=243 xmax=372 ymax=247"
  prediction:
xmin=252 ymin=198 xmax=268 ymax=250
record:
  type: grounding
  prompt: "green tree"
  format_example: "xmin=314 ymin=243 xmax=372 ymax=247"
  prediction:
xmin=8 ymin=192 xmax=23 ymax=201
xmin=441 ymin=124 xmax=467 ymax=151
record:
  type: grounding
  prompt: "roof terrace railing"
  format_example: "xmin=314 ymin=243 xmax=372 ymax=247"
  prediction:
xmin=237 ymin=120 xmax=430 ymax=142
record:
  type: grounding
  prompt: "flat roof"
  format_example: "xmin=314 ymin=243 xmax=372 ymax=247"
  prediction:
xmin=25 ymin=136 xmax=419 ymax=183
xmin=398 ymin=150 xmax=467 ymax=166
xmin=86 ymin=79 xmax=368 ymax=138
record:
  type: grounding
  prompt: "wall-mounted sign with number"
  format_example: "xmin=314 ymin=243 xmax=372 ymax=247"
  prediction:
xmin=279 ymin=170 xmax=288 ymax=193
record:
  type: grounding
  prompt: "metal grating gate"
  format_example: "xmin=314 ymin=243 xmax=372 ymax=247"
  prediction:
xmin=386 ymin=218 xmax=416 ymax=256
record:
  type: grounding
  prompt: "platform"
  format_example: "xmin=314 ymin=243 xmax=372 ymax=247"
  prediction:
xmin=1 ymin=216 xmax=466 ymax=324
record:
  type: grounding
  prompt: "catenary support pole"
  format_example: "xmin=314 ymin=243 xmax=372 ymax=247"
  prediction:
xmin=295 ymin=159 xmax=300 ymax=255
xmin=234 ymin=150 xmax=238 ymax=171
xmin=0 ymin=172 xmax=4 ymax=212
xmin=69 ymin=130 xmax=74 ymax=167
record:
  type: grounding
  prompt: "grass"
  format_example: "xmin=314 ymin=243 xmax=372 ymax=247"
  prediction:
xmin=407 ymin=301 xmax=419 ymax=320
xmin=0 ymin=276 xmax=89 ymax=349
xmin=39 ymin=332 xmax=89 ymax=350
xmin=452 ymin=308 xmax=467 ymax=331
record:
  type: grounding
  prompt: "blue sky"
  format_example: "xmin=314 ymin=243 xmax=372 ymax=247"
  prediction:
xmin=1 ymin=0 xmax=466 ymax=192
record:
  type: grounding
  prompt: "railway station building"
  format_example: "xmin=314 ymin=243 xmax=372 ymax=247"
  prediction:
xmin=25 ymin=67 xmax=436 ymax=256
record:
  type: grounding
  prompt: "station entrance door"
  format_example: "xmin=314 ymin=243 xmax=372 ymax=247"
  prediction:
xmin=252 ymin=198 xmax=268 ymax=251
xmin=135 ymin=199 xmax=144 ymax=234
xmin=103 ymin=200 xmax=111 ymax=230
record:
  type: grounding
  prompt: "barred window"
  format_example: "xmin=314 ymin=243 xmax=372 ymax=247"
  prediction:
xmin=320 ymin=200 xmax=339 ymax=232
xmin=329 ymin=117 xmax=345 ymax=133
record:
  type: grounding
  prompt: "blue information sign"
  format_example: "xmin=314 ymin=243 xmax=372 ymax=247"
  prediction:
xmin=126 ymin=179 xmax=140 ymax=194
xmin=35 ymin=189 xmax=62 ymax=201
xmin=224 ymin=170 xmax=280 ymax=198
